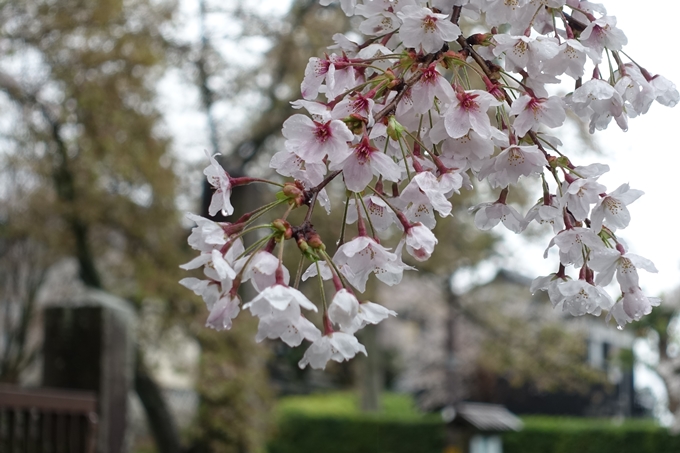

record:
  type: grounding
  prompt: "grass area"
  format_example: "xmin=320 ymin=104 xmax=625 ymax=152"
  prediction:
xmin=275 ymin=391 xmax=437 ymax=421
xmin=276 ymin=391 xmax=661 ymax=429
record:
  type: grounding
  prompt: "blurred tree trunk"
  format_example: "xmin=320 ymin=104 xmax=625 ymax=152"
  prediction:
xmin=357 ymin=280 xmax=383 ymax=412
xmin=358 ymin=326 xmax=382 ymax=412
xmin=136 ymin=358 xmax=182 ymax=453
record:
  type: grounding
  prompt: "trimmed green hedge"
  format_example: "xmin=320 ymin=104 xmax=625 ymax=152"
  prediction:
xmin=269 ymin=392 xmax=445 ymax=453
xmin=269 ymin=393 xmax=676 ymax=453
xmin=269 ymin=414 xmax=445 ymax=453
xmin=505 ymin=417 xmax=680 ymax=453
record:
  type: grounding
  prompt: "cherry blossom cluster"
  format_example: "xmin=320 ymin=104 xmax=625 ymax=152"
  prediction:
xmin=181 ymin=0 xmax=678 ymax=369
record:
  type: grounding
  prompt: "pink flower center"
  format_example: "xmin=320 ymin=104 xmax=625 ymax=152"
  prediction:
xmin=457 ymin=92 xmax=479 ymax=111
xmin=421 ymin=65 xmax=438 ymax=85
xmin=350 ymin=95 xmax=370 ymax=114
xmin=314 ymin=122 xmax=332 ymax=143
xmin=368 ymin=201 xmax=385 ymax=217
xmin=527 ymin=97 xmax=543 ymax=113
xmin=354 ymin=141 xmax=374 ymax=164
xmin=507 ymin=147 xmax=525 ymax=166
xmin=314 ymin=59 xmax=330 ymax=76
xmin=422 ymin=16 xmax=438 ymax=33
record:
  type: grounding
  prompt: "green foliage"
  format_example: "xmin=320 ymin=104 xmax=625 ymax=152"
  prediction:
xmin=274 ymin=391 xmax=429 ymax=421
xmin=270 ymin=392 xmax=444 ymax=453
xmin=269 ymin=414 xmax=446 ymax=453
xmin=269 ymin=393 xmax=675 ymax=453
xmin=504 ymin=416 xmax=678 ymax=453
xmin=519 ymin=415 xmax=659 ymax=431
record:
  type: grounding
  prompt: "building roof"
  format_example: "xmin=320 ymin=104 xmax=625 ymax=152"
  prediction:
xmin=454 ymin=402 xmax=524 ymax=432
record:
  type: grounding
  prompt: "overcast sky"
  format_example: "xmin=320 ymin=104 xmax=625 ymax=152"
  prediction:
xmin=595 ymin=0 xmax=680 ymax=298
xmin=467 ymin=0 xmax=680 ymax=301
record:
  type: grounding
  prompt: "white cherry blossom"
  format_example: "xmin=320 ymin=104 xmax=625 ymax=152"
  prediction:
xmin=358 ymin=11 xmax=401 ymax=36
xmin=243 ymin=284 xmax=318 ymax=317
xmin=180 ymin=239 xmax=244 ymax=280
xmin=615 ymin=67 xmax=655 ymax=118
xmin=346 ymin=195 xmax=398 ymax=232
xmin=186 ymin=213 xmax=228 ymax=252
xmin=239 ymin=251 xmax=291 ymax=292
xmin=544 ymin=227 xmax=602 ymax=267
xmin=608 ymin=288 xmax=660 ymax=328
xmin=301 ymin=54 xmax=356 ymax=100
xmin=579 ymin=15 xmax=627 ymax=64
xmin=531 ymin=272 xmax=571 ymax=309
xmin=557 ymin=280 xmax=613 ymax=316
xmin=524 ymin=197 xmax=565 ymax=234
xmin=589 ymin=248 xmax=657 ymax=290
xmin=205 ymin=294 xmax=241 ymax=331
xmin=254 ymin=304 xmax=322 ymax=347
xmin=542 ymin=39 xmax=589 ymax=79
xmin=649 ymin=75 xmax=680 ymax=107
xmin=328 ymin=289 xmax=360 ymax=329
xmin=411 ymin=64 xmax=455 ymax=114
xmin=621 ymin=287 xmax=660 ymax=321
xmin=270 ymin=150 xmax=327 ymax=186
xmin=180 ymin=277 xmax=221 ymax=309
xmin=282 ymin=114 xmax=354 ymax=164
xmin=567 ymin=78 xmax=625 ymax=133
xmin=444 ymin=89 xmax=502 ymax=139
xmin=204 ymin=150 xmax=233 ymax=217
xmin=400 ymin=171 xmax=453 ymax=219
xmin=510 ymin=95 xmax=566 ymax=136
xmin=483 ymin=0 xmax=529 ymax=27
xmin=180 ymin=0 xmax=676 ymax=364
xmin=396 ymin=6 xmax=461 ymax=54
xmin=298 ymin=332 xmax=367 ymax=370
xmin=403 ymin=222 xmax=438 ymax=261
xmin=319 ymin=0 xmax=357 ymax=16
xmin=334 ymin=236 xmax=412 ymax=292
xmin=477 ymin=144 xmax=548 ymax=188
xmin=330 ymin=136 xmax=401 ymax=192
xmin=492 ymin=34 xmax=559 ymax=76
xmin=438 ymin=129 xmax=496 ymax=171
xmin=332 ymin=94 xmax=376 ymax=125
xmin=343 ymin=301 xmax=397 ymax=334
xmin=560 ymin=177 xmax=606 ymax=222
xmin=470 ymin=201 xmax=524 ymax=233
xmin=590 ymin=183 xmax=643 ymax=232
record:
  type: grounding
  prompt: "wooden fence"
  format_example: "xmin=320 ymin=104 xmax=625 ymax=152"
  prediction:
xmin=0 ymin=385 xmax=98 ymax=453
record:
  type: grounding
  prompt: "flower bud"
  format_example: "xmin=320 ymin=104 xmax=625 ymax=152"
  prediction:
xmin=272 ymin=219 xmax=293 ymax=239
xmin=467 ymin=33 xmax=493 ymax=46
xmin=307 ymin=233 xmax=325 ymax=251
xmin=343 ymin=113 xmax=367 ymax=135
xmin=297 ymin=237 xmax=310 ymax=254
xmin=440 ymin=50 xmax=466 ymax=70
xmin=282 ymin=182 xmax=305 ymax=207
xmin=387 ymin=116 xmax=405 ymax=141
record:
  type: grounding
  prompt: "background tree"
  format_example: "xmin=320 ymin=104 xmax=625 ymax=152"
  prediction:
xmin=0 ymin=0 xmax=186 ymax=451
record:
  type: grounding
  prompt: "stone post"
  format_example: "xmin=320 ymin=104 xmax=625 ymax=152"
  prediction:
xmin=43 ymin=290 xmax=136 ymax=453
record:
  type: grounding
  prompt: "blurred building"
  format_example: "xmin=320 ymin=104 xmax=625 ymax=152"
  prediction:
xmin=378 ymin=269 xmax=644 ymax=417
